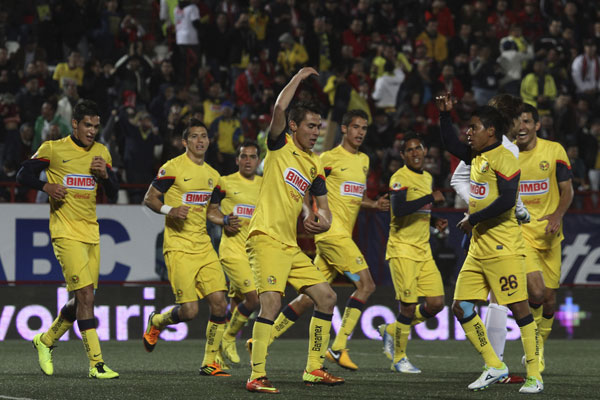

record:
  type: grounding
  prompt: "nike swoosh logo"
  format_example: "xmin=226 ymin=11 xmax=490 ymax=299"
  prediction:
xmin=341 ymin=168 xmax=348 ymax=171
xmin=526 ymin=359 xmax=535 ymax=363
xmin=292 ymin=151 xmax=300 ymax=156
xmin=62 ymin=159 xmax=73 ymax=163
xmin=184 ymin=178 xmax=192 ymax=182
xmin=234 ymin=192 xmax=241 ymax=195
xmin=252 ymin=362 xmax=264 ymax=367
xmin=329 ymin=351 xmax=340 ymax=361
xmin=93 ymin=353 xmax=102 ymax=358
xmin=507 ymin=291 xmax=517 ymax=296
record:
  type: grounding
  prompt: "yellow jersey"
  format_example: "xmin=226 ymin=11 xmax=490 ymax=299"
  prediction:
xmin=386 ymin=166 xmax=434 ymax=261
xmin=315 ymin=145 xmax=369 ymax=241
xmin=518 ymin=138 xmax=572 ymax=249
xmin=468 ymin=143 xmax=525 ymax=259
xmin=214 ymin=172 xmax=263 ymax=259
xmin=249 ymin=132 xmax=326 ymax=247
xmin=32 ymin=136 xmax=112 ymax=244
xmin=153 ymin=153 xmax=221 ymax=254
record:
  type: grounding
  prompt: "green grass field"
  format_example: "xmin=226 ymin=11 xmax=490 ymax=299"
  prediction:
xmin=1 ymin=339 xmax=597 ymax=399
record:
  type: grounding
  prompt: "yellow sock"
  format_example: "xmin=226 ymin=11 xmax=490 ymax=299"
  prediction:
xmin=529 ymin=302 xmax=543 ymax=328
xmin=331 ymin=305 xmax=362 ymax=351
xmin=269 ymin=305 xmax=299 ymax=345
xmin=41 ymin=313 xmax=74 ymax=347
xmin=223 ymin=304 xmax=250 ymax=341
xmin=79 ymin=322 xmax=103 ymax=368
xmin=461 ymin=314 xmax=503 ymax=369
xmin=305 ymin=312 xmax=332 ymax=373
xmin=518 ymin=316 xmax=542 ymax=381
xmin=250 ymin=318 xmax=273 ymax=380
xmin=151 ymin=306 xmax=180 ymax=330
xmin=392 ymin=320 xmax=411 ymax=363
xmin=538 ymin=314 xmax=554 ymax=343
xmin=201 ymin=316 xmax=226 ymax=366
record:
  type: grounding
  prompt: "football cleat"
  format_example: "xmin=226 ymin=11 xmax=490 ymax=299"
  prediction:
xmin=326 ymin=348 xmax=358 ymax=371
xmin=32 ymin=333 xmax=54 ymax=376
xmin=199 ymin=363 xmax=231 ymax=376
xmin=302 ymin=368 xmax=345 ymax=386
xmin=246 ymin=376 xmax=280 ymax=394
xmin=498 ymin=374 xmax=525 ymax=384
xmin=467 ymin=363 xmax=508 ymax=391
xmin=391 ymin=357 xmax=421 ymax=374
xmin=88 ymin=362 xmax=119 ymax=379
xmin=519 ymin=376 xmax=544 ymax=394
xmin=221 ymin=337 xmax=240 ymax=364
xmin=142 ymin=311 xmax=161 ymax=353
xmin=377 ymin=324 xmax=394 ymax=360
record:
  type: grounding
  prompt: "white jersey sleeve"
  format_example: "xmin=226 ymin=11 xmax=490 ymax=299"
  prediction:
xmin=450 ymin=160 xmax=471 ymax=204
xmin=502 ymin=135 xmax=527 ymax=216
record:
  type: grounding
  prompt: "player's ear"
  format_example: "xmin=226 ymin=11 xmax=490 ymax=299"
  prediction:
xmin=341 ymin=124 xmax=347 ymax=135
xmin=289 ymin=119 xmax=297 ymax=132
xmin=71 ymin=118 xmax=78 ymax=131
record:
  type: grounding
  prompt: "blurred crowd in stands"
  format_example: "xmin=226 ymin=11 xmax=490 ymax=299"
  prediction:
xmin=0 ymin=0 xmax=598 ymax=209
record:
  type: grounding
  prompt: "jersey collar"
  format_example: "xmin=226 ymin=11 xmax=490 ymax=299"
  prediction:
xmin=406 ymin=164 xmax=423 ymax=174
xmin=480 ymin=140 xmax=501 ymax=154
xmin=70 ymin=134 xmax=91 ymax=149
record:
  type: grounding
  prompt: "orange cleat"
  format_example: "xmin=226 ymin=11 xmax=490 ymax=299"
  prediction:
xmin=143 ymin=312 xmax=161 ymax=352
xmin=199 ymin=363 xmax=231 ymax=376
xmin=302 ymin=368 xmax=345 ymax=386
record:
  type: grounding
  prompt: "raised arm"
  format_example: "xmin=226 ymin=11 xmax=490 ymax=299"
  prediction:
xmin=435 ymin=93 xmax=471 ymax=163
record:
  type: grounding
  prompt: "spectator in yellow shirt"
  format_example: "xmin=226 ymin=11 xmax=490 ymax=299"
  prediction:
xmin=52 ymin=51 xmax=84 ymax=89
xmin=276 ymin=32 xmax=308 ymax=77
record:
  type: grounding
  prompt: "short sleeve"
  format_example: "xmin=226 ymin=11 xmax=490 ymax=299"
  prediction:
xmin=554 ymin=144 xmax=573 ymax=182
xmin=267 ymin=128 xmax=287 ymax=151
xmin=151 ymin=162 xmax=175 ymax=193
xmin=492 ymin=150 xmax=520 ymax=182
xmin=32 ymin=141 xmax=52 ymax=162
xmin=320 ymin=151 xmax=333 ymax=177
xmin=389 ymin=172 xmax=406 ymax=192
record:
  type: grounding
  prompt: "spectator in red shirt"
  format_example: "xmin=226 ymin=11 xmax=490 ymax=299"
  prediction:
xmin=487 ymin=0 xmax=517 ymax=40
xmin=438 ymin=63 xmax=464 ymax=100
xmin=427 ymin=0 xmax=455 ymax=38
xmin=342 ymin=17 xmax=369 ymax=58
xmin=517 ymin=0 xmax=544 ymax=42
xmin=234 ymin=57 xmax=271 ymax=119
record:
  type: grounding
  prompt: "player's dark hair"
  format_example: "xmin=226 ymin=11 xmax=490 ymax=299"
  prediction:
xmin=183 ymin=118 xmax=208 ymax=140
xmin=487 ymin=93 xmax=522 ymax=121
xmin=72 ymin=99 xmax=99 ymax=123
xmin=288 ymin=101 xmax=321 ymax=126
xmin=400 ymin=132 xmax=424 ymax=153
xmin=237 ymin=139 xmax=260 ymax=158
xmin=473 ymin=106 xmax=507 ymax=140
xmin=341 ymin=109 xmax=369 ymax=127
xmin=518 ymin=103 xmax=540 ymax=123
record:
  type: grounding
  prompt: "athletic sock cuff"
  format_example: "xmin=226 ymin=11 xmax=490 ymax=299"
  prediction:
xmin=542 ymin=312 xmax=555 ymax=319
xmin=528 ymin=301 xmax=542 ymax=309
xmin=282 ymin=305 xmax=300 ymax=322
xmin=419 ymin=304 xmax=434 ymax=319
xmin=171 ymin=305 xmax=181 ymax=324
xmin=60 ymin=305 xmax=76 ymax=323
xmin=346 ymin=296 xmax=365 ymax=311
xmin=237 ymin=303 xmax=252 ymax=318
xmin=516 ymin=314 xmax=534 ymax=327
xmin=312 ymin=310 xmax=333 ymax=321
xmin=77 ymin=318 xmax=96 ymax=332
xmin=458 ymin=312 xmax=477 ymax=324
xmin=256 ymin=317 xmax=274 ymax=325
xmin=209 ymin=314 xmax=227 ymax=324
xmin=396 ymin=313 xmax=413 ymax=325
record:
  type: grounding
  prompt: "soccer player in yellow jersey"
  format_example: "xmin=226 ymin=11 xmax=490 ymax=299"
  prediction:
xmin=207 ymin=140 xmax=262 ymax=366
xmin=245 ymin=67 xmax=344 ymax=394
xmin=265 ymin=109 xmax=389 ymax=371
xmin=516 ymin=103 xmax=573 ymax=372
xmin=380 ymin=133 xmax=447 ymax=374
xmin=437 ymin=98 xmax=543 ymax=394
xmin=143 ymin=118 xmax=230 ymax=377
xmin=17 ymin=100 xmax=120 ymax=379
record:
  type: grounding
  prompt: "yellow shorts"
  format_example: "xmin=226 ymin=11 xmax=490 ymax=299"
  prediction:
xmin=524 ymin=243 xmax=543 ymax=275
xmin=314 ymin=236 xmax=369 ymax=283
xmin=164 ymin=248 xmax=227 ymax=304
xmin=524 ymin=245 xmax=562 ymax=289
xmin=221 ymin=256 xmax=256 ymax=298
xmin=246 ymin=233 xmax=327 ymax=294
xmin=454 ymin=254 xmax=528 ymax=305
xmin=388 ymin=257 xmax=444 ymax=303
xmin=52 ymin=238 xmax=100 ymax=292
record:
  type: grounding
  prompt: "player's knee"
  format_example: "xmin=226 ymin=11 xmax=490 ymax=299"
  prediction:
xmin=244 ymin=292 xmax=260 ymax=311
xmin=315 ymin=286 xmax=336 ymax=311
xmin=179 ymin=302 xmax=199 ymax=321
xmin=528 ymin=287 xmax=544 ymax=304
xmin=400 ymin=302 xmax=417 ymax=318
xmin=427 ymin=298 xmax=445 ymax=315
xmin=360 ymin=278 xmax=376 ymax=297
xmin=297 ymin=294 xmax=315 ymax=310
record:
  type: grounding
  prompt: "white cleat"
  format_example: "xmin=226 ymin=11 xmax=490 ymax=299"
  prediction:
xmin=467 ymin=363 xmax=509 ymax=391
xmin=377 ymin=324 xmax=394 ymax=360
xmin=519 ymin=376 xmax=544 ymax=394
xmin=390 ymin=357 xmax=421 ymax=374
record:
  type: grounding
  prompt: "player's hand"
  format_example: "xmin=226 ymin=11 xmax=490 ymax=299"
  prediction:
xmin=168 ymin=205 xmax=189 ymax=220
xmin=223 ymin=213 xmax=241 ymax=234
xmin=432 ymin=190 xmax=445 ymax=203
xmin=516 ymin=206 xmax=531 ymax=224
xmin=303 ymin=210 xmax=330 ymax=234
xmin=376 ymin=193 xmax=390 ymax=211
xmin=435 ymin=218 xmax=448 ymax=231
xmin=43 ymin=183 xmax=67 ymax=200
xmin=435 ymin=92 xmax=455 ymax=112
xmin=539 ymin=212 xmax=561 ymax=235
xmin=296 ymin=67 xmax=319 ymax=81
xmin=90 ymin=156 xmax=108 ymax=179
xmin=457 ymin=213 xmax=473 ymax=234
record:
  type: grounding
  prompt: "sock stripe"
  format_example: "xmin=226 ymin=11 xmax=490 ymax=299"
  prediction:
xmin=77 ymin=318 xmax=96 ymax=332
xmin=542 ymin=313 xmax=554 ymax=319
xmin=458 ymin=312 xmax=477 ymax=324
xmin=282 ymin=305 xmax=300 ymax=322
xmin=226 ymin=310 xmax=232 ymax=322
xmin=237 ymin=303 xmax=252 ymax=317
xmin=516 ymin=314 xmax=534 ymax=327
xmin=312 ymin=310 xmax=333 ymax=321
xmin=171 ymin=305 xmax=181 ymax=324
xmin=396 ymin=313 xmax=413 ymax=325
xmin=256 ymin=317 xmax=274 ymax=325
xmin=528 ymin=301 xmax=542 ymax=309
xmin=209 ymin=314 xmax=227 ymax=324
xmin=346 ymin=296 xmax=365 ymax=311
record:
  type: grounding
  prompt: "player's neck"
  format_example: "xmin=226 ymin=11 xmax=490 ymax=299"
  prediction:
xmin=239 ymin=171 xmax=256 ymax=181
xmin=341 ymin=138 xmax=358 ymax=154
xmin=520 ymin=136 xmax=537 ymax=152
xmin=292 ymin=133 xmax=311 ymax=153
xmin=70 ymin=134 xmax=92 ymax=150
xmin=185 ymin=151 xmax=205 ymax=165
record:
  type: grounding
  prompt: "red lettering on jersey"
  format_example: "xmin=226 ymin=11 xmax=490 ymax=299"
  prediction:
xmin=284 ymin=168 xmax=310 ymax=196
xmin=63 ymin=174 xmax=96 ymax=190
xmin=182 ymin=191 xmax=211 ymax=205
xmin=234 ymin=204 xmax=255 ymax=218
xmin=520 ymin=179 xmax=550 ymax=196
xmin=469 ymin=181 xmax=489 ymax=200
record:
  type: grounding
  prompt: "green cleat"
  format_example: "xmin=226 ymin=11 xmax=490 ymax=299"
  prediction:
xmin=519 ymin=376 xmax=544 ymax=394
xmin=89 ymin=362 xmax=119 ymax=379
xmin=32 ymin=333 xmax=54 ymax=376
xmin=221 ymin=337 xmax=240 ymax=364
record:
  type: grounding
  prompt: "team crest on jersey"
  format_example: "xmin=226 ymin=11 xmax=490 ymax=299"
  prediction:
xmin=391 ymin=182 xmax=402 ymax=190
xmin=404 ymin=289 xmax=411 ymax=297
xmin=363 ymin=166 xmax=368 ymax=175
xmin=208 ymin=178 xmax=214 ymax=189
xmin=234 ymin=204 xmax=255 ymax=218
xmin=310 ymin=167 xmax=317 ymax=179
xmin=470 ymin=180 xmax=489 ymax=200
xmin=520 ymin=178 xmax=550 ymax=196
xmin=539 ymin=160 xmax=550 ymax=171
xmin=480 ymin=161 xmax=490 ymax=173
xmin=63 ymin=174 xmax=96 ymax=190
xmin=356 ymin=256 xmax=363 ymax=265
xmin=177 ymin=289 xmax=183 ymax=298
xmin=244 ymin=279 xmax=251 ymax=287
xmin=71 ymin=275 xmax=79 ymax=284
xmin=267 ymin=276 xmax=277 ymax=285
xmin=158 ymin=168 xmax=166 ymax=177
xmin=182 ymin=191 xmax=211 ymax=205
xmin=284 ymin=167 xmax=310 ymax=196
xmin=341 ymin=181 xmax=365 ymax=198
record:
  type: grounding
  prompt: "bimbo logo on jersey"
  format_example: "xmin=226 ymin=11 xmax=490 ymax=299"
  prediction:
xmin=520 ymin=178 xmax=549 ymax=196
xmin=182 ymin=191 xmax=211 ymax=205
xmin=284 ymin=168 xmax=310 ymax=196
xmin=234 ymin=204 xmax=255 ymax=218
xmin=63 ymin=174 xmax=96 ymax=190
xmin=470 ymin=180 xmax=489 ymax=200
xmin=341 ymin=181 xmax=365 ymax=198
